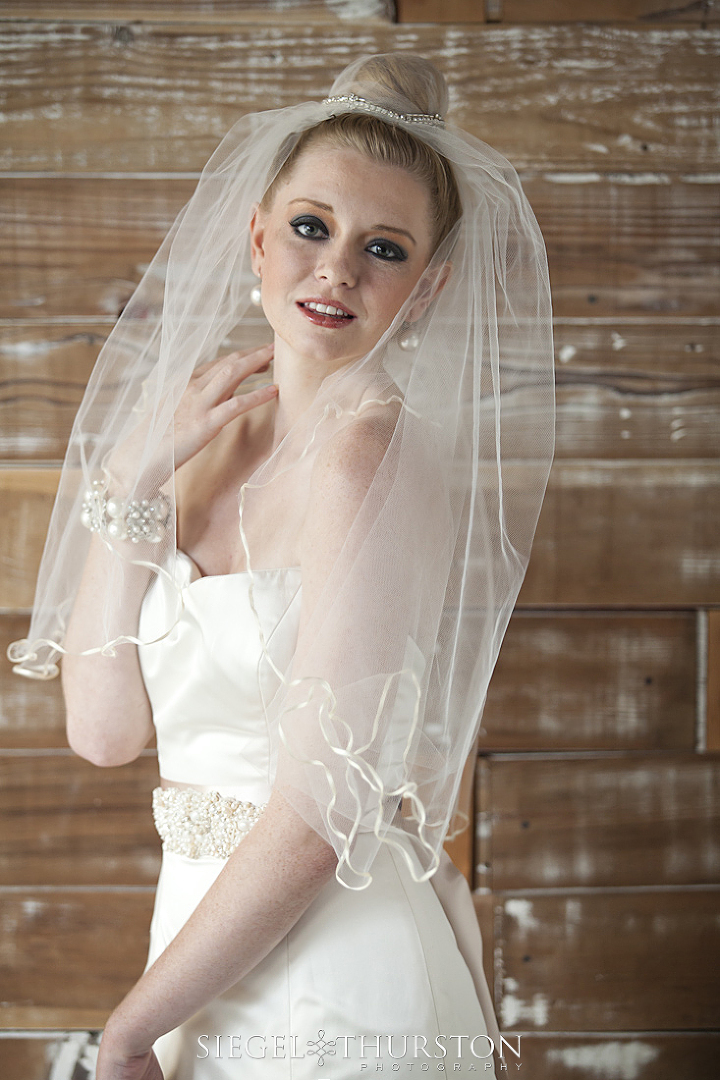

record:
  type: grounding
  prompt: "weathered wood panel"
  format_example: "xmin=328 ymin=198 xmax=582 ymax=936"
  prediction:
xmin=0 ymin=889 xmax=153 ymax=1028
xmin=480 ymin=753 xmax=720 ymax=891
xmin=0 ymin=754 xmax=160 ymax=886
xmin=481 ymin=612 xmax=697 ymax=751
xmin=519 ymin=460 xmax=720 ymax=606
xmin=0 ymin=324 xmax=109 ymax=460
xmin=2 ymin=319 xmax=718 ymax=462
xmin=398 ymin=0 xmax=720 ymax=23
xmin=0 ymin=469 xmax=59 ymax=611
xmin=1 ymin=23 xmax=718 ymax=173
xmin=0 ymin=0 xmax=394 ymax=20
xmin=493 ymin=889 xmax=720 ymax=1030
xmin=0 ymin=617 xmax=67 ymax=748
xmin=708 ymin=609 xmax=720 ymax=752
xmin=530 ymin=176 xmax=720 ymax=319
xmin=0 ymin=1033 xmax=101 ymax=1080
xmin=553 ymin=319 xmax=720 ymax=460
xmin=2 ymin=177 xmax=718 ymax=319
xmin=4 ymin=462 xmax=719 ymax=610
xmin=499 ymin=1033 xmax=720 ymax=1080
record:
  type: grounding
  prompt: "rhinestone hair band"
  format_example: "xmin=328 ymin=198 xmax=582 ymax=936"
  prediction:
xmin=152 ymin=787 xmax=266 ymax=860
xmin=322 ymin=92 xmax=444 ymax=128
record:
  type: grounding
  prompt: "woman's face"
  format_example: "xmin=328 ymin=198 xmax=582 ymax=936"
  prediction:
xmin=250 ymin=145 xmax=436 ymax=373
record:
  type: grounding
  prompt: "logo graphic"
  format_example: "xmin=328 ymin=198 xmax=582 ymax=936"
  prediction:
xmin=306 ymin=1028 xmax=336 ymax=1067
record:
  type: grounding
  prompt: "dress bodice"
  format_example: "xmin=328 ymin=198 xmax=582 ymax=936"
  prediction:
xmin=137 ymin=550 xmax=302 ymax=803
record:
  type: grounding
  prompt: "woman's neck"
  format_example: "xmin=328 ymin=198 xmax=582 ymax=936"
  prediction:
xmin=268 ymin=337 xmax=360 ymax=450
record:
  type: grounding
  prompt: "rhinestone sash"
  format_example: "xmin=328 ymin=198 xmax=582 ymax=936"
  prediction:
xmin=152 ymin=786 xmax=266 ymax=860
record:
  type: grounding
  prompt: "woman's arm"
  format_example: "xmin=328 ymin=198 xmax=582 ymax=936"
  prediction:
xmin=97 ymin=791 xmax=337 ymax=1080
xmin=62 ymin=345 xmax=277 ymax=767
xmin=96 ymin=413 xmax=389 ymax=1080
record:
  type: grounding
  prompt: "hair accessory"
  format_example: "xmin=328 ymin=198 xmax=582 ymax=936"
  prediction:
xmin=81 ymin=480 xmax=170 ymax=544
xmin=323 ymin=93 xmax=443 ymax=127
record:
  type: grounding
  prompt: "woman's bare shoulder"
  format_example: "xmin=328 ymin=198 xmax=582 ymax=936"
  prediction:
xmin=313 ymin=392 xmax=401 ymax=497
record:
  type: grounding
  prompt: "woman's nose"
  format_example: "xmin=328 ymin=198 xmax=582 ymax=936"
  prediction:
xmin=314 ymin=242 xmax=357 ymax=288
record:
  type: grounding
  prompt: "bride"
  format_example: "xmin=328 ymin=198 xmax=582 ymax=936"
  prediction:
xmin=9 ymin=53 xmax=554 ymax=1080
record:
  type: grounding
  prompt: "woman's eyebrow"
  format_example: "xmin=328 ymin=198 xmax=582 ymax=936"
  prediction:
xmin=288 ymin=198 xmax=333 ymax=211
xmin=372 ymin=224 xmax=416 ymax=246
xmin=287 ymin=198 xmax=416 ymax=246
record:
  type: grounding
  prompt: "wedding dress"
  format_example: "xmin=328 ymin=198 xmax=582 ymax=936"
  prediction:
xmin=137 ymin=550 xmax=499 ymax=1079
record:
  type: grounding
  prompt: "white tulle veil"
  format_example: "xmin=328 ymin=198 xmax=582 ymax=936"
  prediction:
xmin=8 ymin=54 xmax=555 ymax=889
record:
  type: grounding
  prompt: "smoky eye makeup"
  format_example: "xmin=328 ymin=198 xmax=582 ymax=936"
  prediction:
xmin=366 ymin=238 xmax=408 ymax=262
xmin=289 ymin=214 xmax=328 ymax=239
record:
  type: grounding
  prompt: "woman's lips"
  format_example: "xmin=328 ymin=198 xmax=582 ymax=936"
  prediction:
xmin=297 ymin=300 xmax=356 ymax=328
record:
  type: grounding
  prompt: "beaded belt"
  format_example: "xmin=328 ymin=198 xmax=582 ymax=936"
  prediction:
xmin=152 ymin=786 xmax=266 ymax=860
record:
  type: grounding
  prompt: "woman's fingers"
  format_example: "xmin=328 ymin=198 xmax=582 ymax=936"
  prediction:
xmin=193 ymin=344 xmax=273 ymax=393
xmin=172 ymin=345 xmax=276 ymax=470
xmin=214 ymin=382 xmax=278 ymax=425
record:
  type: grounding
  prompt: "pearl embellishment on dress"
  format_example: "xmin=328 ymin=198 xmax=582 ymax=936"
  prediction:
xmin=152 ymin=787 xmax=266 ymax=859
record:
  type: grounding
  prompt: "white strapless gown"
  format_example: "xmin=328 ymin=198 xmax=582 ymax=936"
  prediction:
xmin=137 ymin=551 xmax=499 ymax=1078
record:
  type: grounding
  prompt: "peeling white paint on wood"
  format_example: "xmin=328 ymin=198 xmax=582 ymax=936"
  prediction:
xmin=546 ymin=1040 xmax=659 ymax=1080
xmin=681 ymin=552 xmax=720 ymax=580
xmin=500 ymin=990 xmax=550 ymax=1028
xmin=48 ymin=1031 xmax=98 ymax=1080
xmin=505 ymin=897 xmax=540 ymax=933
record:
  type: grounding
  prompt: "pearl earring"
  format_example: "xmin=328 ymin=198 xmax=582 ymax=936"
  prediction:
xmin=399 ymin=330 xmax=420 ymax=351
xmin=250 ymin=283 xmax=262 ymax=307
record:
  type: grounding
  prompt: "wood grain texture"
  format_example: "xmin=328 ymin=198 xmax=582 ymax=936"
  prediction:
xmin=481 ymin=612 xmax=697 ymax=751
xmin=482 ymin=753 xmax=720 ymax=890
xmin=553 ymin=319 xmax=720 ymax=460
xmin=2 ymin=177 xmax=718 ymax=320
xmin=1 ymin=319 xmax=717 ymax=462
xmin=398 ymin=0 xmax=720 ymax=23
xmin=0 ymin=1 xmax=395 ymax=21
xmin=0 ymin=753 xmax=161 ymax=886
xmin=0 ymin=889 xmax=153 ymax=1028
xmin=0 ymin=616 xmax=67 ymax=747
xmin=707 ymin=609 xmax=720 ymax=751
xmin=497 ymin=1033 xmax=720 ymax=1080
xmin=493 ymin=889 xmax=720 ymax=1030
xmin=0 ymin=469 xmax=58 ymax=611
xmin=0 ymin=324 xmax=110 ymax=460
xmin=3 ymin=461 xmax=719 ymax=610
xmin=0 ymin=1033 xmax=101 ymax=1080
xmin=519 ymin=460 xmax=720 ymax=606
xmin=0 ymin=23 xmax=718 ymax=173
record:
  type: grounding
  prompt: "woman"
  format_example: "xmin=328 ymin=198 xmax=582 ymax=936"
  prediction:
xmin=9 ymin=54 xmax=554 ymax=1079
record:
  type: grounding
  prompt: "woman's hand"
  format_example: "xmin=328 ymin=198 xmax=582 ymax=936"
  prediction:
xmin=107 ymin=344 xmax=277 ymax=491
xmin=172 ymin=343 xmax=277 ymax=473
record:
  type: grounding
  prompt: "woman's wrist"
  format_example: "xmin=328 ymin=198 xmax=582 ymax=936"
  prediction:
xmin=102 ymin=996 xmax=156 ymax=1060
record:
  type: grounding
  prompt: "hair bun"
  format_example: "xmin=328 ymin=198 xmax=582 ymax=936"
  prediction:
xmin=327 ymin=53 xmax=449 ymax=122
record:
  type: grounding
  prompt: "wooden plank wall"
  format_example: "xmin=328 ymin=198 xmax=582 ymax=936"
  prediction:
xmin=0 ymin=1 xmax=718 ymax=1077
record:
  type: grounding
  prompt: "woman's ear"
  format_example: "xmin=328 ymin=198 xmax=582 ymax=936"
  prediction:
xmin=406 ymin=261 xmax=452 ymax=323
xmin=249 ymin=203 xmax=266 ymax=278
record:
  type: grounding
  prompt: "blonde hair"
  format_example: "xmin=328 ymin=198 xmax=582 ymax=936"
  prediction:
xmin=261 ymin=56 xmax=462 ymax=251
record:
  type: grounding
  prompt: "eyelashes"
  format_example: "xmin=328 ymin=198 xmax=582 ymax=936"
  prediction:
xmin=290 ymin=215 xmax=328 ymax=240
xmin=288 ymin=215 xmax=408 ymax=263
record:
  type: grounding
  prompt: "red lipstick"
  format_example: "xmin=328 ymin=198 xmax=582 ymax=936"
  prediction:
xmin=297 ymin=299 xmax=356 ymax=329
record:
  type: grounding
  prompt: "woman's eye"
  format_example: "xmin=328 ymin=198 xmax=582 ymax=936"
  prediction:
xmin=290 ymin=215 xmax=327 ymax=239
xmin=367 ymin=239 xmax=408 ymax=262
